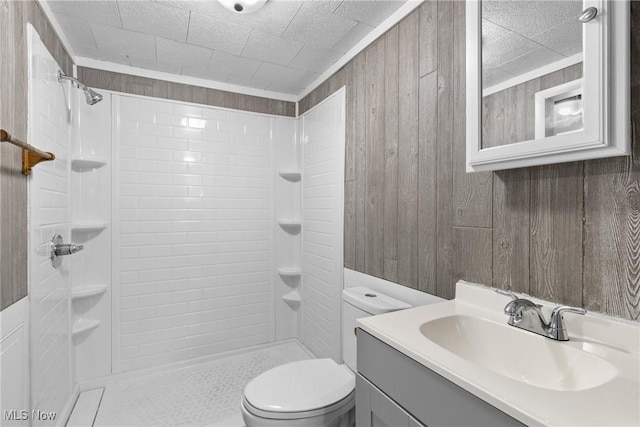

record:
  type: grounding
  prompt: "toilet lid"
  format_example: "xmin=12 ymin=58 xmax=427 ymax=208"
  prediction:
xmin=244 ymin=359 xmax=355 ymax=413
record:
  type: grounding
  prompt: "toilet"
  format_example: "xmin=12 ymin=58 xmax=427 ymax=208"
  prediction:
xmin=241 ymin=286 xmax=412 ymax=427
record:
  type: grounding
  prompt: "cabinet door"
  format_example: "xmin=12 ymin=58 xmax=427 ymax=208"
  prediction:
xmin=356 ymin=374 xmax=426 ymax=427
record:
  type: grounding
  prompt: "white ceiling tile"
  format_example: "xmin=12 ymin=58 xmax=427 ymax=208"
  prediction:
xmin=157 ymin=37 xmax=212 ymax=71
xmin=252 ymin=62 xmax=307 ymax=87
xmin=117 ymin=1 xmax=190 ymax=42
xmin=53 ymin=13 xmax=98 ymax=51
xmin=333 ymin=0 xmax=403 ymax=27
xmin=130 ymin=56 xmax=182 ymax=75
xmin=225 ymin=73 xmax=267 ymax=90
xmin=495 ymin=47 xmax=565 ymax=77
xmin=288 ymin=45 xmax=343 ymax=73
xmin=330 ymin=21 xmax=374 ymax=54
xmin=187 ymin=13 xmax=252 ymax=55
xmin=182 ymin=65 xmax=230 ymax=83
xmin=241 ymin=30 xmax=304 ymax=66
xmin=208 ymin=50 xmax=262 ymax=81
xmin=158 ymin=0 xmax=303 ymax=37
xmin=295 ymin=72 xmax=323 ymax=90
xmin=51 ymin=0 xmax=411 ymax=95
xmin=282 ymin=1 xmax=359 ymax=50
xmin=482 ymin=67 xmax=515 ymax=88
xmin=90 ymin=22 xmax=156 ymax=62
xmin=482 ymin=0 xmax=582 ymax=39
xmin=532 ymin=19 xmax=582 ymax=57
xmin=481 ymin=19 xmax=512 ymax=47
xmin=48 ymin=1 xmax=122 ymax=27
xmin=330 ymin=2 xmax=343 ymax=13
xmin=482 ymin=32 xmax=540 ymax=69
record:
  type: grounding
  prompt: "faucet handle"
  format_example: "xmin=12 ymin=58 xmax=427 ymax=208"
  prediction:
xmin=549 ymin=305 xmax=587 ymax=341
xmin=495 ymin=288 xmax=517 ymax=300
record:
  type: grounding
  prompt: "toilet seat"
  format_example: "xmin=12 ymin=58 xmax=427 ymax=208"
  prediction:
xmin=242 ymin=391 xmax=355 ymax=420
xmin=243 ymin=358 xmax=355 ymax=419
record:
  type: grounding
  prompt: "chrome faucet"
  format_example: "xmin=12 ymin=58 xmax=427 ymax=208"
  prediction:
xmin=495 ymin=289 xmax=586 ymax=341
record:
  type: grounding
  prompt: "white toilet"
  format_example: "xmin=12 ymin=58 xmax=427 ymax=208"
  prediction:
xmin=241 ymin=286 xmax=412 ymax=427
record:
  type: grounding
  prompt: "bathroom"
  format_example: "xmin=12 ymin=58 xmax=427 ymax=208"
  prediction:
xmin=0 ymin=0 xmax=638 ymax=426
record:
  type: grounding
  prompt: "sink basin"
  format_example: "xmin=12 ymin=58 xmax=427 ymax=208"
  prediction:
xmin=419 ymin=315 xmax=618 ymax=391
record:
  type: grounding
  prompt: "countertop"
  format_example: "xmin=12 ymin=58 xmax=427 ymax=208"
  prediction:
xmin=357 ymin=281 xmax=640 ymax=426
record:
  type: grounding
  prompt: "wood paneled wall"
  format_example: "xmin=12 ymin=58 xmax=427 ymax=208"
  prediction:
xmin=299 ymin=1 xmax=640 ymax=321
xmin=77 ymin=67 xmax=296 ymax=117
xmin=483 ymin=63 xmax=583 ymax=148
xmin=0 ymin=0 xmax=73 ymax=310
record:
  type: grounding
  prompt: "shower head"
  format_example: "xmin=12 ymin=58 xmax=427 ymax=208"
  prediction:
xmin=58 ymin=71 xmax=104 ymax=105
xmin=84 ymin=87 xmax=103 ymax=105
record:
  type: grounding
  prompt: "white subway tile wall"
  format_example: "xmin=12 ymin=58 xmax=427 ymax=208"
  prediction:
xmin=114 ymin=96 xmax=274 ymax=372
xmin=28 ymin=27 xmax=73 ymax=422
xmin=301 ymin=91 xmax=345 ymax=362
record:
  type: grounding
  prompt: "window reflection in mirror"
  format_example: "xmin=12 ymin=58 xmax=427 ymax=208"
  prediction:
xmin=481 ymin=0 xmax=584 ymax=149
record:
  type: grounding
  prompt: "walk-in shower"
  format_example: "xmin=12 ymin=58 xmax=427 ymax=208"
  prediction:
xmin=58 ymin=70 xmax=103 ymax=105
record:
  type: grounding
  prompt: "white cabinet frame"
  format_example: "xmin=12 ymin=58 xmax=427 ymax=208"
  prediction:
xmin=466 ymin=0 xmax=630 ymax=173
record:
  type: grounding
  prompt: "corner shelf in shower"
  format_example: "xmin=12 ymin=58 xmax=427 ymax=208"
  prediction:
xmin=278 ymin=267 xmax=301 ymax=278
xmin=71 ymin=221 xmax=108 ymax=232
xmin=71 ymin=158 xmax=107 ymax=172
xmin=71 ymin=283 xmax=108 ymax=300
xmin=278 ymin=219 xmax=301 ymax=232
xmin=278 ymin=170 xmax=301 ymax=182
xmin=72 ymin=318 xmax=100 ymax=337
xmin=282 ymin=291 xmax=301 ymax=307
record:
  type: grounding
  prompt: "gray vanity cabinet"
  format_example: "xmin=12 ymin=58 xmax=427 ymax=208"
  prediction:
xmin=356 ymin=373 xmax=425 ymax=427
xmin=356 ymin=330 xmax=525 ymax=427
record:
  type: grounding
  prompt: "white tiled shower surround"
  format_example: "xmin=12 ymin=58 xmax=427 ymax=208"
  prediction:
xmin=300 ymin=90 xmax=346 ymax=362
xmin=17 ymin=26 xmax=350 ymax=424
xmin=113 ymin=96 xmax=285 ymax=372
xmin=27 ymin=25 xmax=73 ymax=423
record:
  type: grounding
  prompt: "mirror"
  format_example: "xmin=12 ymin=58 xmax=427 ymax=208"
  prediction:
xmin=482 ymin=1 xmax=583 ymax=148
xmin=466 ymin=0 xmax=630 ymax=172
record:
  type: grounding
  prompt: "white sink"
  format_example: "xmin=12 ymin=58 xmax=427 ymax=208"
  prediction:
xmin=358 ymin=281 xmax=640 ymax=426
xmin=419 ymin=315 xmax=618 ymax=391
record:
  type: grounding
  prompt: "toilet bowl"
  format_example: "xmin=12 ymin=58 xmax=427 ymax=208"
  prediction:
xmin=241 ymin=287 xmax=412 ymax=427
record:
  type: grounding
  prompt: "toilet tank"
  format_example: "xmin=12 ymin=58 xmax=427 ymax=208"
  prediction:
xmin=341 ymin=287 xmax=412 ymax=372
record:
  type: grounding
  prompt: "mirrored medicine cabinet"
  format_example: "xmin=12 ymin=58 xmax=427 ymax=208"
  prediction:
xmin=466 ymin=0 xmax=630 ymax=172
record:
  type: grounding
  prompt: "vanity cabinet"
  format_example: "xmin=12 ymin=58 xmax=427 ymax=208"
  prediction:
xmin=356 ymin=374 xmax=424 ymax=427
xmin=356 ymin=330 xmax=524 ymax=427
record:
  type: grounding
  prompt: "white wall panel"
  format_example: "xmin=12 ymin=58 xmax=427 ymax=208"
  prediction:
xmin=0 ymin=297 xmax=29 ymax=427
xmin=27 ymin=25 xmax=73 ymax=424
xmin=273 ymin=117 xmax=301 ymax=341
xmin=113 ymin=95 xmax=275 ymax=372
xmin=301 ymin=89 xmax=346 ymax=362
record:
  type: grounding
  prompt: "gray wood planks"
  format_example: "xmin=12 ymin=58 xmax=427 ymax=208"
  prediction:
xmin=354 ymin=53 xmax=367 ymax=272
xmin=364 ymin=40 xmax=385 ymax=278
xmin=1 ymin=0 xmax=73 ymax=310
xmin=383 ymin=26 xmax=399 ymax=282
xmin=418 ymin=71 xmax=438 ymax=294
xmin=397 ymin=11 xmax=420 ymax=289
xmin=78 ymin=67 xmax=295 ymax=117
xmin=435 ymin=0 xmax=454 ymax=298
xmin=298 ymin=0 xmax=639 ymax=321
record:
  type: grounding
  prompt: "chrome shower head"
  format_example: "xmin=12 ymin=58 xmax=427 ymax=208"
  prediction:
xmin=58 ymin=71 xmax=103 ymax=105
xmin=84 ymin=87 xmax=103 ymax=105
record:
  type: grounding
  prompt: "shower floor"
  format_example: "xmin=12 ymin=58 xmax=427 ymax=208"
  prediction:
xmin=73 ymin=341 xmax=312 ymax=427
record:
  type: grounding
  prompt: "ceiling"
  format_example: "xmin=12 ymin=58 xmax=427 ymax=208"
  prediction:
xmin=482 ymin=0 xmax=583 ymax=88
xmin=46 ymin=0 xmax=408 ymax=97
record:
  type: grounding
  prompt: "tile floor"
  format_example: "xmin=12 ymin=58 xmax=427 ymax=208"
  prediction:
xmin=84 ymin=341 xmax=311 ymax=426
